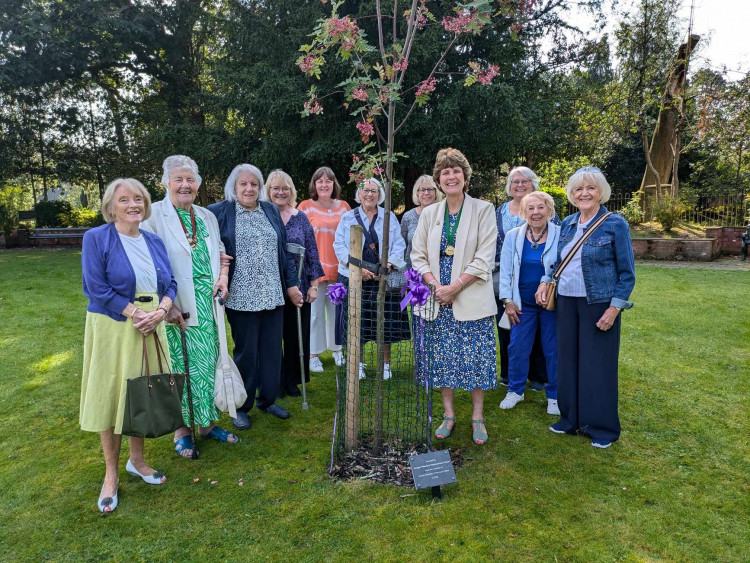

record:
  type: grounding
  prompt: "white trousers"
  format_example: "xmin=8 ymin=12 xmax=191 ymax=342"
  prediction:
xmin=310 ymin=280 xmax=342 ymax=355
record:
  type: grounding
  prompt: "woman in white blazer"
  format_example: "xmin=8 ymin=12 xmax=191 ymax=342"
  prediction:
xmin=411 ymin=148 xmax=498 ymax=446
xmin=497 ymin=191 xmax=560 ymax=416
xmin=141 ymin=155 xmax=237 ymax=458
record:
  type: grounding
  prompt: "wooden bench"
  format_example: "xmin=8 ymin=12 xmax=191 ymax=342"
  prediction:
xmin=28 ymin=228 xmax=89 ymax=246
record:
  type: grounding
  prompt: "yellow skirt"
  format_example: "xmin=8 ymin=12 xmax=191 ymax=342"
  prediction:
xmin=79 ymin=293 xmax=171 ymax=434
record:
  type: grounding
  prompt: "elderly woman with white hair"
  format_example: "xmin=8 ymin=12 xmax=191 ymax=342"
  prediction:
xmin=333 ymin=178 xmax=409 ymax=380
xmin=262 ymin=169 xmax=324 ymax=397
xmin=141 ymin=155 xmax=236 ymax=458
xmin=208 ymin=164 xmax=303 ymax=428
xmin=498 ymin=191 xmax=561 ymax=416
xmin=400 ymin=174 xmax=443 ymax=273
xmin=495 ymin=166 xmax=557 ymax=390
xmin=81 ymin=178 xmax=176 ymax=512
xmin=536 ymin=167 xmax=635 ymax=449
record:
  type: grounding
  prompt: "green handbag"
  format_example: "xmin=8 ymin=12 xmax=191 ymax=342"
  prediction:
xmin=121 ymin=333 xmax=186 ymax=438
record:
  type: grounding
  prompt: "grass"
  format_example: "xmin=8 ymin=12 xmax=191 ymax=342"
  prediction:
xmin=1 ymin=249 xmax=749 ymax=561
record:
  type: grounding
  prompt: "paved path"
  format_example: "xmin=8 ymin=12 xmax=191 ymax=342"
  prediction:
xmin=637 ymin=258 xmax=750 ymax=271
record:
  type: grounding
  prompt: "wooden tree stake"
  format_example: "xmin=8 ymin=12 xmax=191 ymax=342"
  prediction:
xmin=345 ymin=225 xmax=364 ymax=451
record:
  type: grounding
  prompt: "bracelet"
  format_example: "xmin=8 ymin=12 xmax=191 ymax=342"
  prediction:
xmin=158 ymin=306 xmax=169 ymax=316
xmin=219 ymin=274 xmax=228 ymax=281
xmin=457 ymin=278 xmax=465 ymax=290
xmin=311 ymin=287 xmax=319 ymax=291
xmin=130 ymin=308 xmax=141 ymax=319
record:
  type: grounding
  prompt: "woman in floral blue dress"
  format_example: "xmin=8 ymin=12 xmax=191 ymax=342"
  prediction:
xmin=411 ymin=148 xmax=498 ymax=445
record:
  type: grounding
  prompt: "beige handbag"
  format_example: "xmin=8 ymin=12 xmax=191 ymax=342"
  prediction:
xmin=212 ymin=298 xmax=247 ymax=418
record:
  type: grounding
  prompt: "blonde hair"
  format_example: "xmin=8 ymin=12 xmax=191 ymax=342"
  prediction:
xmin=411 ymin=174 xmax=443 ymax=205
xmin=432 ymin=148 xmax=472 ymax=192
xmin=101 ymin=178 xmax=152 ymax=223
xmin=519 ymin=191 xmax=556 ymax=221
xmin=505 ymin=166 xmax=539 ymax=197
xmin=262 ymin=169 xmax=298 ymax=207
xmin=566 ymin=167 xmax=611 ymax=205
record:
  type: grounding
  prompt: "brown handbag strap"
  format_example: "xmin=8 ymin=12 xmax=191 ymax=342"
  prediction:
xmin=551 ymin=212 xmax=612 ymax=281
xmin=141 ymin=332 xmax=167 ymax=376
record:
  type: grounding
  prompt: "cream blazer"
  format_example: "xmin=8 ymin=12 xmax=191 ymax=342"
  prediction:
xmin=142 ymin=198 xmax=224 ymax=327
xmin=411 ymin=194 xmax=497 ymax=321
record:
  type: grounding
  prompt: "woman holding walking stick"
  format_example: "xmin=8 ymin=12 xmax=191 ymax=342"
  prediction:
xmin=141 ymin=155 xmax=238 ymax=459
xmin=263 ymin=169 xmax=324 ymax=397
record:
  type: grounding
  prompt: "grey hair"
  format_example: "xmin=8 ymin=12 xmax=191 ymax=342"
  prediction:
xmin=355 ymin=178 xmax=385 ymax=205
xmin=224 ymin=164 xmax=265 ymax=202
xmin=262 ymin=169 xmax=298 ymax=207
xmin=519 ymin=191 xmax=556 ymax=221
xmin=505 ymin=166 xmax=539 ymax=197
xmin=566 ymin=167 xmax=611 ymax=205
xmin=411 ymin=174 xmax=443 ymax=205
xmin=161 ymin=155 xmax=202 ymax=187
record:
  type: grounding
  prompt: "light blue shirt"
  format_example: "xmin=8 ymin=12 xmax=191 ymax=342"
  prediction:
xmin=557 ymin=215 xmax=593 ymax=297
xmin=333 ymin=206 xmax=407 ymax=277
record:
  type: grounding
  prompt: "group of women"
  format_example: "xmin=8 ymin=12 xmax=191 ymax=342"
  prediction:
xmin=79 ymin=148 xmax=635 ymax=514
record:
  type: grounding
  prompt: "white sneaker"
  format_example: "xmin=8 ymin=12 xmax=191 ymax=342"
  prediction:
xmin=383 ymin=363 xmax=392 ymax=381
xmin=332 ymin=350 xmax=345 ymax=366
xmin=547 ymin=399 xmax=560 ymax=416
xmin=309 ymin=357 xmax=324 ymax=373
xmin=359 ymin=362 xmax=366 ymax=380
xmin=499 ymin=392 xmax=524 ymax=410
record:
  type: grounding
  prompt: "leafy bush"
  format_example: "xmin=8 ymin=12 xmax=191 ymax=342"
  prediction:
xmin=69 ymin=208 xmax=105 ymax=228
xmin=34 ymin=200 xmax=73 ymax=228
xmin=651 ymin=194 xmax=686 ymax=232
xmin=619 ymin=191 xmax=644 ymax=226
xmin=0 ymin=184 xmax=23 ymax=234
xmin=539 ymin=185 xmax=568 ymax=218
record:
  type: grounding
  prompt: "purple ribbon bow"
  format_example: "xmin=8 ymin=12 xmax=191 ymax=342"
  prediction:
xmin=400 ymin=268 xmax=430 ymax=310
xmin=326 ymin=282 xmax=348 ymax=305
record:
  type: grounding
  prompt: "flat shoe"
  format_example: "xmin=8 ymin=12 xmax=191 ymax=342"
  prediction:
xmin=98 ymin=480 xmax=119 ymax=514
xmin=126 ymin=459 xmax=166 ymax=485
xmin=472 ymin=419 xmax=488 ymax=445
xmin=231 ymin=411 xmax=252 ymax=430
xmin=204 ymin=426 xmax=239 ymax=443
xmin=174 ymin=435 xmax=194 ymax=458
xmin=435 ymin=415 xmax=456 ymax=440
xmin=261 ymin=403 xmax=291 ymax=419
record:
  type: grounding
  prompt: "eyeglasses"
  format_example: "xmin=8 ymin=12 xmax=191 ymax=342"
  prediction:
xmin=510 ymin=179 xmax=532 ymax=186
xmin=270 ymin=186 xmax=291 ymax=193
xmin=417 ymin=187 xmax=436 ymax=193
xmin=360 ymin=189 xmax=379 ymax=195
xmin=576 ymin=166 xmax=601 ymax=174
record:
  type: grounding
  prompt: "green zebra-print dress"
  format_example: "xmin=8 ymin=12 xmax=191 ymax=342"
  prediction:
xmin=166 ymin=207 xmax=220 ymax=427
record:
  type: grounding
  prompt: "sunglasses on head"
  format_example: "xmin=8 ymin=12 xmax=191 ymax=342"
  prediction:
xmin=576 ymin=166 xmax=601 ymax=174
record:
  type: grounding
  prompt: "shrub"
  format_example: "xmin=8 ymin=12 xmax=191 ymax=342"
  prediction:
xmin=651 ymin=194 xmax=686 ymax=232
xmin=0 ymin=184 xmax=23 ymax=234
xmin=34 ymin=200 xmax=73 ymax=228
xmin=69 ymin=208 xmax=105 ymax=228
xmin=539 ymin=185 xmax=568 ymax=219
xmin=619 ymin=191 xmax=644 ymax=226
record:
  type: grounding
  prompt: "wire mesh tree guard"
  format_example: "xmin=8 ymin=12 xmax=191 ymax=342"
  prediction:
xmin=329 ymin=225 xmax=437 ymax=484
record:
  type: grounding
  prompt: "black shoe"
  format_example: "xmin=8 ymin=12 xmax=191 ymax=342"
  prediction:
xmin=499 ymin=378 xmax=509 ymax=387
xmin=261 ymin=403 xmax=291 ymax=419
xmin=231 ymin=411 xmax=252 ymax=430
xmin=529 ymin=381 xmax=545 ymax=392
xmin=285 ymin=386 xmax=302 ymax=397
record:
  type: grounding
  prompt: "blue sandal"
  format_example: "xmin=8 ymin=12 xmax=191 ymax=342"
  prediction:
xmin=204 ymin=426 xmax=239 ymax=443
xmin=174 ymin=435 xmax=194 ymax=458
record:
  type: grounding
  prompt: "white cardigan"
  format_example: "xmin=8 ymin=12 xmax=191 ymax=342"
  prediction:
xmin=411 ymin=194 xmax=498 ymax=321
xmin=141 ymin=198 xmax=224 ymax=327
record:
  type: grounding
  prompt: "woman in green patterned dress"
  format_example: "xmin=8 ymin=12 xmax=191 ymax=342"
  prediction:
xmin=142 ymin=155 xmax=237 ymax=458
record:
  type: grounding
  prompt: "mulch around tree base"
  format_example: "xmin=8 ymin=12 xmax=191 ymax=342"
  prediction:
xmin=330 ymin=440 xmax=465 ymax=488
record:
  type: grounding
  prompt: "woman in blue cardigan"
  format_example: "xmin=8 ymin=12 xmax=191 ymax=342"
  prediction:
xmin=208 ymin=164 xmax=302 ymax=430
xmin=80 ymin=178 xmax=177 ymax=513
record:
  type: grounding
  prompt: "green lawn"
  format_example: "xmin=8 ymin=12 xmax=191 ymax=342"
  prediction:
xmin=1 ymin=249 xmax=748 ymax=561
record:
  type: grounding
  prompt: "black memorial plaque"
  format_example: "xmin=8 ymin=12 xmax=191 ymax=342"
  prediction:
xmin=409 ymin=450 xmax=456 ymax=490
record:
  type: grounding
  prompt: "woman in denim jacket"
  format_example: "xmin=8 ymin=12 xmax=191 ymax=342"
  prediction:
xmin=536 ymin=167 xmax=635 ymax=449
xmin=498 ymin=192 xmax=561 ymax=417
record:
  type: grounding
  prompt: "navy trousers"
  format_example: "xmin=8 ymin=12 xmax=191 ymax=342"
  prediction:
xmin=496 ymin=297 xmax=548 ymax=383
xmin=508 ymin=302 xmax=557 ymax=399
xmin=555 ymin=295 xmax=621 ymax=443
xmin=226 ymin=306 xmax=284 ymax=412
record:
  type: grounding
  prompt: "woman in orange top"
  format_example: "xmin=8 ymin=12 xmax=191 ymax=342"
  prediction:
xmin=298 ymin=167 xmax=351 ymax=372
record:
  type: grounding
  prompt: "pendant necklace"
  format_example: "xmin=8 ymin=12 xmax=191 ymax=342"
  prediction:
xmin=443 ymin=199 xmax=464 ymax=256
xmin=529 ymin=224 xmax=548 ymax=250
xmin=178 ymin=207 xmax=198 ymax=249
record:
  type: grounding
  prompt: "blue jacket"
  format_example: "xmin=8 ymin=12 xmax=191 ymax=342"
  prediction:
xmin=82 ymin=223 xmax=178 ymax=321
xmin=494 ymin=202 xmax=561 ymax=266
xmin=498 ymin=221 xmax=560 ymax=310
xmin=207 ymin=199 xmax=299 ymax=293
xmin=543 ymin=206 xmax=635 ymax=309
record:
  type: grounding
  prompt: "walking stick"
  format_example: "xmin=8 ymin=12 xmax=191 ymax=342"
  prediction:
xmin=180 ymin=315 xmax=199 ymax=459
xmin=286 ymin=243 xmax=309 ymax=409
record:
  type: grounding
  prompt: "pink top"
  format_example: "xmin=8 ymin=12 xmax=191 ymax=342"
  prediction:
xmin=298 ymin=199 xmax=351 ymax=282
